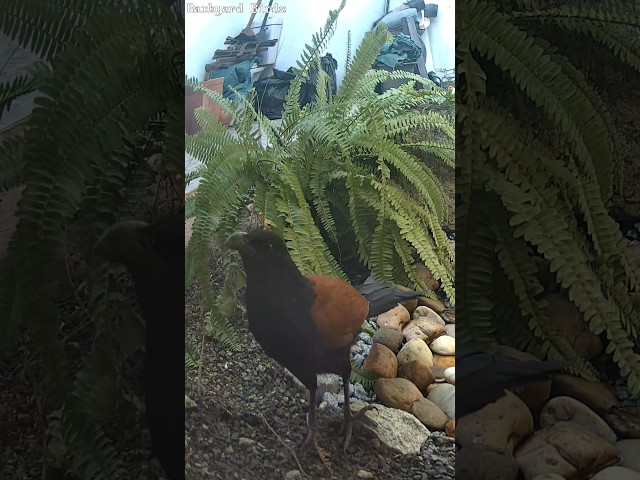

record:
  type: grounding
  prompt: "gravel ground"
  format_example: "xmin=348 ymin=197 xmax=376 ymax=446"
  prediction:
xmin=184 ymin=287 xmax=455 ymax=480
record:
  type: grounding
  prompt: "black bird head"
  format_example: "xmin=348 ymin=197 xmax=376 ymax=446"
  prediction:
xmin=225 ymin=229 xmax=283 ymax=253
xmin=94 ymin=216 xmax=183 ymax=275
xmin=225 ymin=230 xmax=302 ymax=281
xmin=94 ymin=215 xmax=184 ymax=319
xmin=226 ymin=229 xmax=297 ymax=266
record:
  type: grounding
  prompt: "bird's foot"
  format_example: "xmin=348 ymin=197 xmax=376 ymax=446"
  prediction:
xmin=301 ymin=428 xmax=316 ymax=450
xmin=340 ymin=404 xmax=377 ymax=452
xmin=342 ymin=420 xmax=352 ymax=453
xmin=339 ymin=404 xmax=377 ymax=434
xmin=352 ymin=404 xmax=377 ymax=421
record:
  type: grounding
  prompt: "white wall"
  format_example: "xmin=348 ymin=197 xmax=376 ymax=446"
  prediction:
xmin=185 ymin=0 xmax=386 ymax=85
xmin=0 ymin=35 xmax=39 ymax=133
xmin=185 ymin=1 xmax=249 ymax=80
xmin=184 ymin=0 xmax=455 ymax=85
xmin=426 ymin=0 xmax=454 ymax=77
xmin=387 ymin=0 xmax=455 ymax=78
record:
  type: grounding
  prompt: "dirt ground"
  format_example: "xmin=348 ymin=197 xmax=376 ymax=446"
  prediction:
xmin=184 ymin=285 xmax=455 ymax=480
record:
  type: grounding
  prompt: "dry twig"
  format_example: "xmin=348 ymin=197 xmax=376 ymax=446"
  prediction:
xmin=261 ymin=414 xmax=308 ymax=478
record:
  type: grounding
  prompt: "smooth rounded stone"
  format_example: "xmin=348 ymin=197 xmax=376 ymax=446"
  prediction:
xmin=398 ymin=359 xmax=435 ymax=393
xmin=433 ymin=353 xmax=455 ymax=367
xmin=374 ymin=377 xmax=423 ymax=412
xmin=376 ymin=304 xmax=411 ymax=330
xmin=372 ymin=326 xmax=405 ymax=353
xmin=430 ymin=365 xmax=447 ymax=379
xmin=363 ymin=343 xmax=398 ymax=378
xmin=413 ymin=305 xmax=445 ymax=325
xmin=397 ymin=338 xmax=433 ymax=368
xmin=426 ymin=383 xmax=439 ymax=394
xmin=440 ymin=309 xmax=455 ymax=324
xmin=531 ymin=475 xmax=567 ymax=480
xmin=445 ymin=324 xmax=455 ymax=337
xmin=430 ymin=335 xmax=455 ymax=355
xmin=456 ymin=444 xmax=518 ymax=480
xmin=411 ymin=397 xmax=448 ymax=430
xmin=515 ymin=377 xmax=553 ymax=415
xmin=417 ymin=296 xmax=445 ymax=313
xmin=444 ymin=367 xmax=455 ymax=385
xmin=357 ymin=470 xmax=374 ymax=479
xmin=427 ymin=383 xmax=455 ymax=418
xmin=284 ymin=470 xmax=303 ymax=479
xmin=605 ymin=406 xmax=640 ymax=439
xmin=618 ymin=439 xmax=640 ymax=472
xmin=515 ymin=423 xmax=620 ymax=480
xmin=351 ymin=399 xmax=430 ymax=455
xmin=552 ymin=374 xmax=619 ymax=415
xmin=540 ymin=396 xmax=617 ymax=443
xmin=415 ymin=263 xmax=440 ymax=290
xmin=402 ymin=321 xmax=429 ymax=342
xmin=402 ymin=317 xmax=446 ymax=343
xmin=445 ymin=417 xmax=455 ymax=437
xmin=592 ymin=466 xmax=640 ymax=480
xmin=402 ymin=298 xmax=419 ymax=313
xmin=395 ymin=284 xmax=420 ymax=313
xmin=545 ymin=293 xmax=603 ymax=359
xmin=457 ymin=391 xmax=532 ymax=453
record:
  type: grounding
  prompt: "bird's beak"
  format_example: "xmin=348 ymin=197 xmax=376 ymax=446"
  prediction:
xmin=225 ymin=231 xmax=249 ymax=251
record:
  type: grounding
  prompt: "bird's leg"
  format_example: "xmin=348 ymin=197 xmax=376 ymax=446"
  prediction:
xmin=340 ymin=374 xmax=353 ymax=453
xmin=339 ymin=375 xmax=377 ymax=453
xmin=302 ymin=386 xmax=317 ymax=448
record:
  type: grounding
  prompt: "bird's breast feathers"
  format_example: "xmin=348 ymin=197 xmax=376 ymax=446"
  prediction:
xmin=306 ymin=275 xmax=369 ymax=349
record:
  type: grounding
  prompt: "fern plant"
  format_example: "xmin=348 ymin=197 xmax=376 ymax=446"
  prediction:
xmin=187 ymin=1 xmax=455 ymax=346
xmin=457 ymin=0 xmax=640 ymax=393
xmin=351 ymin=357 xmax=379 ymax=390
xmin=0 ymin=0 xmax=183 ymax=478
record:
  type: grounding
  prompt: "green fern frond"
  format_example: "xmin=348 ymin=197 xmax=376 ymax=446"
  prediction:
xmin=468 ymin=0 xmax=614 ymax=200
xmin=351 ymin=356 xmax=378 ymax=390
xmin=515 ymin=6 xmax=640 ymax=74
xmin=276 ymin=176 xmax=346 ymax=278
xmin=0 ymin=1 xmax=94 ymax=60
xmin=345 ymin=30 xmax=353 ymax=71
xmin=0 ymin=73 xmax=38 ymax=116
xmin=189 ymin=3 xmax=455 ymax=358
xmin=0 ymin=2 xmax=184 ymax=476
xmin=0 ymin=138 xmax=25 ymax=191
xmin=185 ymin=350 xmax=200 ymax=370
xmin=280 ymin=0 xmax=346 ymax=138
xmin=47 ymin=404 xmax=128 ymax=480
xmin=337 ymin=22 xmax=389 ymax=102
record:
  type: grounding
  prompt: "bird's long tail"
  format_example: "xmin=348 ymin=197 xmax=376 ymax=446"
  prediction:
xmin=456 ymin=342 xmax=568 ymax=417
xmin=355 ymin=276 xmax=423 ymax=318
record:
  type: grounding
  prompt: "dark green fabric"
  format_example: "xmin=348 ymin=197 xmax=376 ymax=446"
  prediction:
xmin=207 ymin=57 xmax=257 ymax=102
xmin=375 ymin=33 xmax=421 ymax=69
